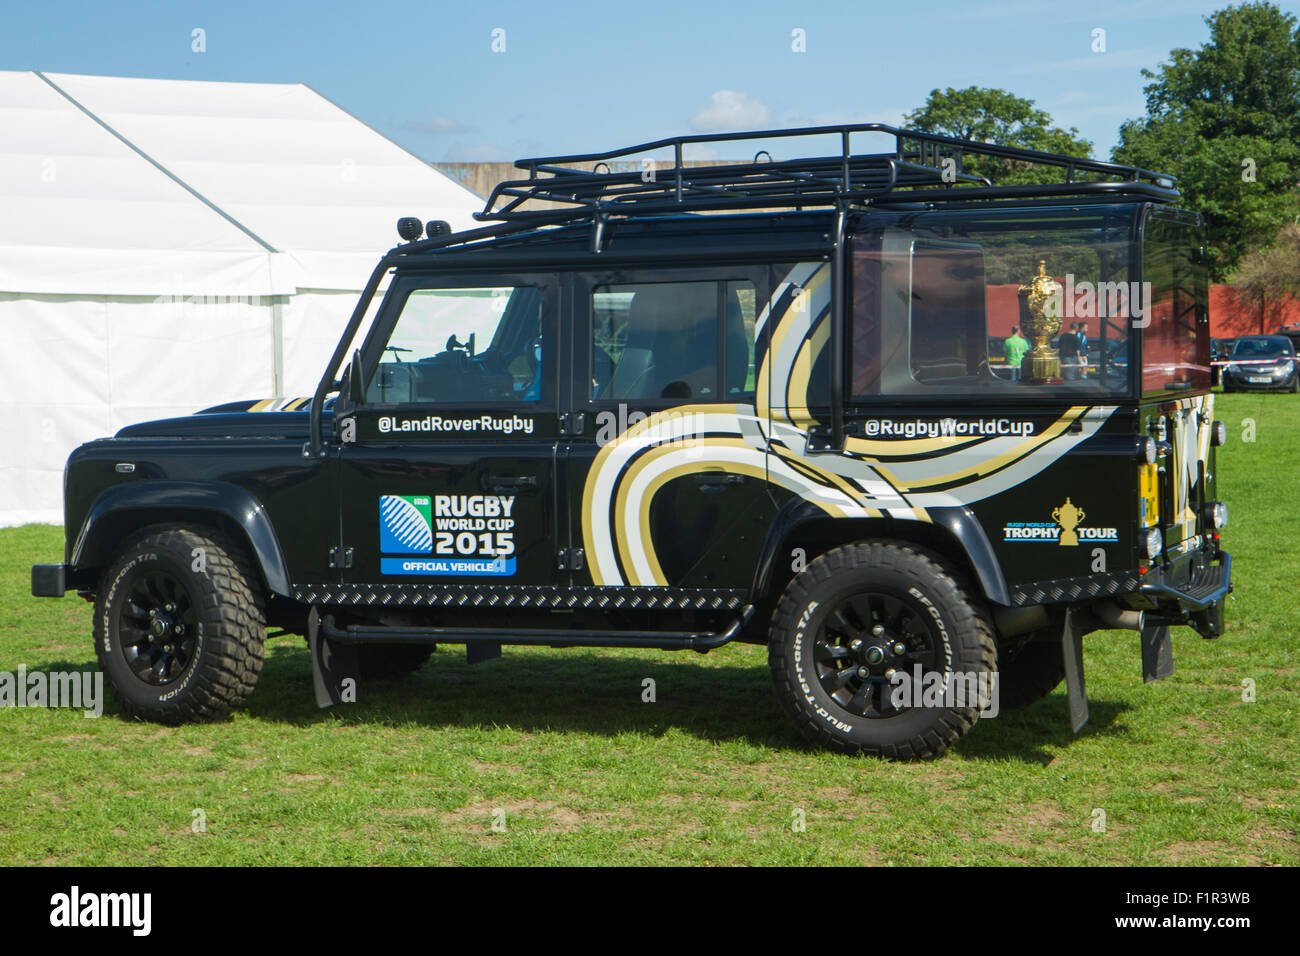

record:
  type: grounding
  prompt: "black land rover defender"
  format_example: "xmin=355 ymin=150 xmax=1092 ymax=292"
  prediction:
xmin=32 ymin=125 xmax=1232 ymax=759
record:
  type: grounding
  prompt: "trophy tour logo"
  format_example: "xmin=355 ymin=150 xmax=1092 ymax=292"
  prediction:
xmin=1003 ymin=497 xmax=1118 ymax=546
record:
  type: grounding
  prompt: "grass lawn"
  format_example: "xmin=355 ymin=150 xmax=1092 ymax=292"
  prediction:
xmin=0 ymin=392 xmax=1296 ymax=866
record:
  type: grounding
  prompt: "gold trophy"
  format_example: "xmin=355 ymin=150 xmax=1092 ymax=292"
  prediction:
xmin=1017 ymin=259 xmax=1064 ymax=385
xmin=1052 ymin=498 xmax=1085 ymax=546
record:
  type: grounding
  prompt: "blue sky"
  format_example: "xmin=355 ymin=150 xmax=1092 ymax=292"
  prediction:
xmin=4 ymin=0 xmax=1296 ymax=164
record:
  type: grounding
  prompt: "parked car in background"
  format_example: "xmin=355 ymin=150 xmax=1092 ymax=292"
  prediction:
xmin=1273 ymin=324 xmax=1300 ymax=354
xmin=1221 ymin=335 xmax=1299 ymax=393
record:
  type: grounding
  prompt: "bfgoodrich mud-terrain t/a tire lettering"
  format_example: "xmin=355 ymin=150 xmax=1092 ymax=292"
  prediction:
xmin=94 ymin=525 xmax=266 ymax=724
xmin=768 ymin=542 xmax=997 ymax=759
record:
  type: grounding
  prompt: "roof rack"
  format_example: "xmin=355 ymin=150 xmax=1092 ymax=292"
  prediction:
xmin=475 ymin=123 xmax=1179 ymax=225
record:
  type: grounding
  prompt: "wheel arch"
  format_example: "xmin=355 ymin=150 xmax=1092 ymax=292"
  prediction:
xmin=69 ymin=481 xmax=292 ymax=597
xmin=751 ymin=499 xmax=1010 ymax=610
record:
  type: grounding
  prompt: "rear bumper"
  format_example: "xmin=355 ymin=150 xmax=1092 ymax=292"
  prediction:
xmin=31 ymin=564 xmax=67 ymax=597
xmin=1138 ymin=549 xmax=1232 ymax=637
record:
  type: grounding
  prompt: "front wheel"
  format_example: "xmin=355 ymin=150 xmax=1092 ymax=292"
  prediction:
xmin=94 ymin=525 xmax=266 ymax=723
xmin=768 ymin=542 xmax=996 ymax=760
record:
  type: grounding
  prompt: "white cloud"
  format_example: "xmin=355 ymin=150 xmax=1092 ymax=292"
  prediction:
xmin=404 ymin=116 xmax=473 ymax=136
xmin=681 ymin=143 xmax=719 ymax=161
xmin=690 ymin=90 xmax=771 ymax=133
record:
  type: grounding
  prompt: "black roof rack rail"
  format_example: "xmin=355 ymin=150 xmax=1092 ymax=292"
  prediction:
xmin=472 ymin=123 xmax=1179 ymax=226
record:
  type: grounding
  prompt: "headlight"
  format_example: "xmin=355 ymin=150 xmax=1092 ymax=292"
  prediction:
xmin=1139 ymin=437 xmax=1158 ymax=464
xmin=1206 ymin=501 xmax=1228 ymax=530
xmin=1210 ymin=420 xmax=1227 ymax=447
xmin=1144 ymin=528 xmax=1164 ymax=560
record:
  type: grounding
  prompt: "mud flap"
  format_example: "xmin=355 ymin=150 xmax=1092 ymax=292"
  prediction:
xmin=1061 ymin=607 xmax=1088 ymax=733
xmin=1140 ymin=623 xmax=1174 ymax=683
xmin=308 ymin=606 xmax=360 ymax=708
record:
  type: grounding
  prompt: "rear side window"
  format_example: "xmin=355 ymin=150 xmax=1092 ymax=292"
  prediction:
xmin=908 ymin=241 xmax=990 ymax=383
xmin=592 ymin=280 xmax=755 ymax=402
xmin=851 ymin=210 xmax=1136 ymax=402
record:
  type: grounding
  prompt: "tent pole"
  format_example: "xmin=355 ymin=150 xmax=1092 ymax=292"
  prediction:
xmin=271 ymin=296 xmax=285 ymax=398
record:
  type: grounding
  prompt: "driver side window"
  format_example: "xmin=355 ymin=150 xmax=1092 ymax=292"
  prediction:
xmin=366 ymin=285 xmax=542 ymax=404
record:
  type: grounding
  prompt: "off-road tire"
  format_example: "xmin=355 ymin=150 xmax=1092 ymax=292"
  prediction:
xmin=94 ymin=525 xmax=266 ymax=723
xmin=769 ymin=541 xmax=997 ymax=760
xmin=356 ymin=643 xmax=434 ymax=681
xmin=997 ymin=635 xmax=1066 ymax=708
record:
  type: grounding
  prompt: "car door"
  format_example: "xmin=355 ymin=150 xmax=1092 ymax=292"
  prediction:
xmin=561 ymin=266 xmax=774 ymax=589
xmin=335 ymin=273 xmax=562 ymax=587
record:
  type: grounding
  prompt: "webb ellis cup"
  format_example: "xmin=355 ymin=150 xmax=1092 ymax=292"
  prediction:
xmin=1018 ymin=259 xmax=1064 ymax=385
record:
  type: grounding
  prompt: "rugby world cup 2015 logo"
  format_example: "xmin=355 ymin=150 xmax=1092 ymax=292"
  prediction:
xmin=379 ymin=495 xmax=433 ymax=554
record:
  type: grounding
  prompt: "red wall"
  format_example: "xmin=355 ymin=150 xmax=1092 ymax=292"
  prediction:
xmin=1209 ymin=285 xmax=1300 ymax=338
xmin=984 ymin=283 xmax=1299 ymax=339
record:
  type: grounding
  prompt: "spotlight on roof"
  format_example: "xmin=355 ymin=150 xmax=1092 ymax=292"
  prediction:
xmin=425 ymin=220 xmax=453 ymax=239
xmin=397 ymin=217 xmax=423 ymax=242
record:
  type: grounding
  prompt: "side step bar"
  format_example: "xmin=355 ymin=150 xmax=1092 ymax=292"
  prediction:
xmin=308 ymin=606 xmax=754 ymax=708
xmin=319 ymin=606 xmax=753 ymax=651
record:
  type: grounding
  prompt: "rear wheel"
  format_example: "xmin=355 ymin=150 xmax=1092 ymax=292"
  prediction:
xmin=768 ymin=542 xmax=996 ymax=760
xmin=94 ymin=525 xmax=266 ymax=723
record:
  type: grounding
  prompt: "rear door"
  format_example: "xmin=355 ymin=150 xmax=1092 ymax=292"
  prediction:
xmin=1141 ymin=212 xmax=1213 ymax=555
xmin=561 ymin=267 xmax=772 ymax=589
xmin=336 ymin=274 xmax=562 ymax=586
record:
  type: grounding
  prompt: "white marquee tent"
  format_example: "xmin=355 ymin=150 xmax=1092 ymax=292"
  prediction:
xmin=0 ymin=71 xmax=483 ymax=526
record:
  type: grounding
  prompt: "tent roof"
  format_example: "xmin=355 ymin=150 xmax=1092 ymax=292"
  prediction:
xmin=0 ymin=71 xmax=484 ymax=296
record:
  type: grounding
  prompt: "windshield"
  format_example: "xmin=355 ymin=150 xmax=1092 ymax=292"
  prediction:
xmin=1232 ymin=337 xmax=1292 ymax=358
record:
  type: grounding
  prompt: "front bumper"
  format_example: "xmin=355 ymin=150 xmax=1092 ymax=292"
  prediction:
xmin=1223 ymin=367 xmax=1296 ymax=390
xmin=31 ymin=564 xmax=68 ymax=597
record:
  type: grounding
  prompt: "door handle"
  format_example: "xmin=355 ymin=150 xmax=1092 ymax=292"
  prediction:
xmin=485 ymin=474 xmax=538 ymax=492
xmin=693 ymin=472 xmax=745 ymax=492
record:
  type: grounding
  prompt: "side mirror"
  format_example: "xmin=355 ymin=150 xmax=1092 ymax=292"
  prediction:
xmin=348 ymin=349 xmax=366 ymax=405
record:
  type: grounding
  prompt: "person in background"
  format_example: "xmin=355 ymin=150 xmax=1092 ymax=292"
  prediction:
xmin=1004 ymin=326 xmax=1029 ymax=381
xmin=1057 ymin=322 xmax=1079 ymax=379
xmin=1075 ymin=323 xmax=1089 ymax=379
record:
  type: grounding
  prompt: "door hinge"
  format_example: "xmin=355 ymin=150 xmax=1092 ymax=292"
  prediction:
xmin=560 ymin=411 xmax=586 ymax=436
xmin=329 ymin=547 xmax=354 ymax=569
xmin=805 ymin=425 xmax=835 ymax=452
xmin=556 ymin=547 xmax=586 ymax=571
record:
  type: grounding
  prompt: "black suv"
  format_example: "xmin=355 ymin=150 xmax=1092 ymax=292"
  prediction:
xmin=32 ymin=125 xmax=1233 ymax=759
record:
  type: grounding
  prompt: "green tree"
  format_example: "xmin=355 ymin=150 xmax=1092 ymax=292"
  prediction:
xmin=903 ymin=86 xmax=1093 ymax=186
xmin=1112 ymin=2 xmax=1300 ymax=280
xmin=1230 ymin=221 xmax=1300 ymax=301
